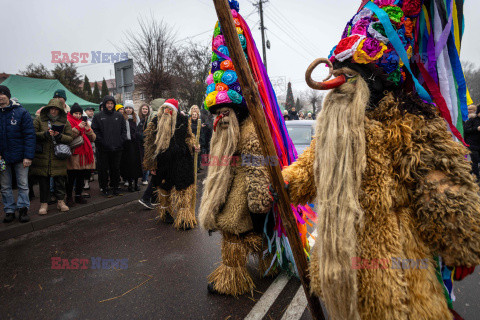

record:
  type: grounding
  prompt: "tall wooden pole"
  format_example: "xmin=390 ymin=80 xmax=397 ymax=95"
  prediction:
xmin=212 ymin=1 xmax=325 ymax=319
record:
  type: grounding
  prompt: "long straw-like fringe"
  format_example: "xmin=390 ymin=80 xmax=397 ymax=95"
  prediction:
xmin=171 ymin=185 xmax=197 ymax=230
xmin=154 ymin=188 xmax=172 ymax=222
xmin=208 ymin=232 xmax=256 ymax=296
xmin=312 ymin=73 xmax=370 ymax=320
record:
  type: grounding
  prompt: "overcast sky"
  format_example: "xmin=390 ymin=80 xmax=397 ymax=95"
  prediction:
xmin=2 ymin=0 xmax=480 ymax=96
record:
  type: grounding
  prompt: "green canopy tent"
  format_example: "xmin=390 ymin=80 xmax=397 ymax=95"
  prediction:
xmin=1 ymin=75 xmax=98 ymax=116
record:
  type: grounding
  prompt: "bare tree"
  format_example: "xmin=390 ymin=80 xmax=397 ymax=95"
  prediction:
xmin=122 ymin=16 xmax=178 ymax=101
xmin=303 ymin=89 xmax=324 ymax=116
xmin=463 ymin=60 xmax=480 ymax=104
xmin=172 ymin=41 xmax=211 ymax=110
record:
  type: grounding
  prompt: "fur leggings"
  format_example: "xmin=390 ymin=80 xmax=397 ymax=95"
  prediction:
xmin=155 ymin=185 xmax=197 ymax=230
xmin=208 ymin=232 xmax=277 ymax=296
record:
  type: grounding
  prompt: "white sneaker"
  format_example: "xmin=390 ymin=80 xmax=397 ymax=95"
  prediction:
xmin=124 ymin=181 xmax=129 ymax=187
xmin=142 ymin=180 xmax=148 ymax=185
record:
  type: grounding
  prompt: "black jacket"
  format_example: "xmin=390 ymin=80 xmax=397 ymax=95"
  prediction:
xmin=91 ymin=109 xmax=127 ymax=152
xmin=464 ymin=116 xmax=480 ymax=151
xmin=288 ymin=110 xmax=299 ymax=120
xmin=152 ymin=113 xmax=195 ymax=191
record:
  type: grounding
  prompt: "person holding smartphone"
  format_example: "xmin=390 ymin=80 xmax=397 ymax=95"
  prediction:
xmin=31 ymin=99 xmax=73 ymax=215
xmin=65 ymin=103 xmax=96 ymax=206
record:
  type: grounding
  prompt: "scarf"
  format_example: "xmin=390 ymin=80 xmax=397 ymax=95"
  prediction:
xmin=67 ymin=113 xmax=94 ymax=166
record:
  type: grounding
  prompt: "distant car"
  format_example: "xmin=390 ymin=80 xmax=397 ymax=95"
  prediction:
xmin=285 ymin=120 xmax=316 ymax=155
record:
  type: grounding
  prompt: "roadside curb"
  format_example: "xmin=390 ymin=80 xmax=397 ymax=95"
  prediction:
xmin=0 ymin=191 xmax=141 ymax=242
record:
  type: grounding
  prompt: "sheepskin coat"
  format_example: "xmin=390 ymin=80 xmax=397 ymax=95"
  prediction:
xmin=282 ymin=94 xmax=480 ymax=320
xmin=202 ymin=117 xmax=273 ymax=235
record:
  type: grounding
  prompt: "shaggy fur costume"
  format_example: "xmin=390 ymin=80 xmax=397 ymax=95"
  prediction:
xmin=143 ymin=109 xmax=197 ymax=230
xmin=283 ymin=85 xmax=480 ymax=319
xmin=199 ymin=114 xmax=274 ymax=295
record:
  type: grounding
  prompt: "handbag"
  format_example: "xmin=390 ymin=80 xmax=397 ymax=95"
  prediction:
xmin=48 ymin=121 xmax=72 ymax=160
xmin=70 ymin=135 xmax=84 ymax=149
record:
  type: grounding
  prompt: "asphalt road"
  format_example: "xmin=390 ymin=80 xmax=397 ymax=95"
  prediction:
xmin=0 ymin=171 xmax=478 ymax=320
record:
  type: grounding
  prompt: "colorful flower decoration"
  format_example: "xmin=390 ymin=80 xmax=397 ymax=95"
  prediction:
xmin=221 ymin=70 xmax=238 ymax=85
xmin=211 ymin=61 xmax=222 ymax=73
xmin=220 ymin=60 xmax=235 ymax=71
xmin=329 ymin=0 xmax=425 ymax=87
xmin=204 ymin=3 xmax=248 ymax=112
xmin=213 ymin=70 xmax=225 ymax=83
xmin=216 ymin=83 xmax=229 ymax=92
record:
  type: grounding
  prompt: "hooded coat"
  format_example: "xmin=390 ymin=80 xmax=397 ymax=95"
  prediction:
xmin=143 ymin=111 xmax=195 ymax=191
xmin=0 ymin=100 xmax=36 ymax=164
xmin=31 ymin=100 xmax=73 ymax=177
xmin=91 ymin=96 xmax=127 ymax=152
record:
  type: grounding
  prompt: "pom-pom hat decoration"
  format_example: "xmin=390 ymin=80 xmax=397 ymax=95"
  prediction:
xmin=308 ymin=0 xmax=472 ymax=144
xmin=203 ymin=0 xmax=248 ymax=121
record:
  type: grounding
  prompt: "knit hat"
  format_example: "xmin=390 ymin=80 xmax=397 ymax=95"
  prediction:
xmin=124 ymin=100 xmax=134 ymax=109
xmin=115 ymin=104 xmax=124 ymax=111
xmin=70 ymin=103 xmax=83 ymax=115
xmin=53 ymin=89 xmax=67 ymax=101
xmin=163 ymin=99 xmax=179 ymax=111
xmin=203 ymin=0 xmax=248 ymax=122
xmin=0 ymin=85 xmax=11 ymax=99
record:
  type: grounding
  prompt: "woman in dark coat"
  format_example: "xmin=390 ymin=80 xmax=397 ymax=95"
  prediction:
xmin=120 ymin=102 xmax=143 ymax=191
xmin=31 ymin=99 xmax=73 ymax=215
xmin=188 ymin=105 xmax=208 ymax=171
xmin=138 ymin=103 xmax=151 ymax=185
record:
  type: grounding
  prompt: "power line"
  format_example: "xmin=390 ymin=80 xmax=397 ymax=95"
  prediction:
xmin=268 ymin=3 xmax=323 ymax=55
xmin=266 ymin=28 xmax=311 ymax=61
xmin=263 ymin=12 xmax=317 ymax=59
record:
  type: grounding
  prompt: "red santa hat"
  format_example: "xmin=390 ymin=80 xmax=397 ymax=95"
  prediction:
xmin=163 ymin=99 xmax=179 ymax=111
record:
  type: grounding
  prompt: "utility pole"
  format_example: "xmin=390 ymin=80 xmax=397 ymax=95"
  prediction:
xmin=258 ymin=0 xmax=268 ymax=72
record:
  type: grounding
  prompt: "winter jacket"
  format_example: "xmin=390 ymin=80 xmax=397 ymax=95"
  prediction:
xmin=91 ymin=108 xmax=127 ymax=152
xmin=288 ymin=110 xmax=299 ymax=120
xmin=464 ymin=116 xmax=480 ymax=151
xmin=0 ymin=100 xmax=36 ymax=164
xmin=31 ymin=101 xmax=73 ymax=177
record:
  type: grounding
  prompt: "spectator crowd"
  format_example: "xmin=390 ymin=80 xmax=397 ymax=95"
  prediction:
xmin=0 ymin=85 xmax=213 ymax=222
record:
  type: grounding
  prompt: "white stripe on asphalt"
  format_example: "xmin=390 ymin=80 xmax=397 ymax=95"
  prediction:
xmin=281 ymin=231 xmax=317 ymax=320
xmin=281 ymin=285 xmax=308 ymax=320
xmin=245 ymin=231 xmax=317 ymax=320
xmin=244 ymin=273 xmax=290 ymax=320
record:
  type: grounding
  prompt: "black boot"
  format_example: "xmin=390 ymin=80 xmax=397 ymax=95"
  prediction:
xmin=75 ymin=195 xmax=87 ymax=204
xmin=207 ymin=282 xmax=220 ymax=294
xmin=3 ymin=212 xmax=15 ymax=223
xmin=127 ymin=180 xmax=134 ymax=192
xmin=164 ymin=211 xmax=174 ymax=224
xmin=134 ymin=180 xmax=140 ymax=191
xmin=66 ymin=195 xmax=76 ymax=207
xmin=18 ymin=208 xmax=30 ymax=223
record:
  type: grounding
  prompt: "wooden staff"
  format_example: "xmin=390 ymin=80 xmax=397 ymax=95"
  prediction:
xmin=193 ymin=117 xmax=202 ymax=211
xmin=212 ymin=1 xmax=325 ymax=319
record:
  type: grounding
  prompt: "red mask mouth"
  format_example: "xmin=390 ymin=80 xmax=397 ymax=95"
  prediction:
xmin=213 ymin=110 xmax=230 ymax=132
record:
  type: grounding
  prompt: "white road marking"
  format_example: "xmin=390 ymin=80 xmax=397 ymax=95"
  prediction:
xmin=244 ymin=231 xmax=318 ymax=320
xmin=281 ymin=285 xmax=309 ymax=320
xmin=281 ymin=231 xmax=317 ymax=320
xmin=244 ymin=273 xmax=290 ymax=320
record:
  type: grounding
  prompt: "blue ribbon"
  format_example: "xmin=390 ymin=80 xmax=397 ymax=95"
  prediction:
xmin=365 ymin=2 xmax=432 ymax=102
